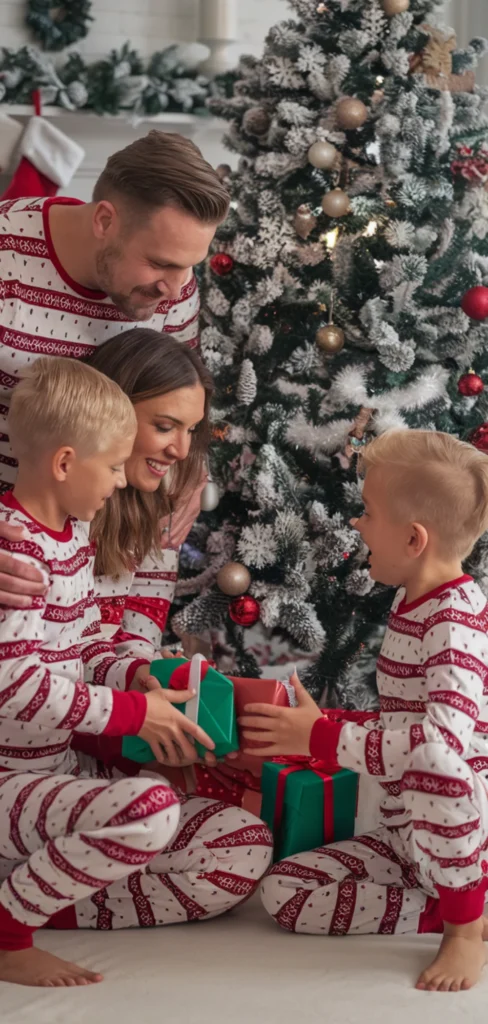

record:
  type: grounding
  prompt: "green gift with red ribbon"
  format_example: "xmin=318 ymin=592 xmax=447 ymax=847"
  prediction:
xmin=121 ymin=654 xmax=239 ymax=762
xmin=261 ymin=757 xmax=358 ymax=862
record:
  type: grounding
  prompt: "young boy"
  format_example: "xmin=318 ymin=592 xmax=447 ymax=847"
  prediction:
xmin=0 ymin=357 xmax=214 ymax=988
xmin=241 ymin=430 xmax=488 ymax=993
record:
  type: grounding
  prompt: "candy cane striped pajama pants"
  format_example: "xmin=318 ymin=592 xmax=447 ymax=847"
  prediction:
xmin=0 ymin=753 xmax=273 ymax=947
xmin=261 ymin=742 xmax=488 ymax=936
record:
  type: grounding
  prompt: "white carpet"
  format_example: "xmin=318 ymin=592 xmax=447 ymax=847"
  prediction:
xmin=3 ymin=896 xmax=488 ymax=1024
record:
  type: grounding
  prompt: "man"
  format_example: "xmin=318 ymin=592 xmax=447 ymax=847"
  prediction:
xmin=0 ymin=129 xmax=229 ymax=603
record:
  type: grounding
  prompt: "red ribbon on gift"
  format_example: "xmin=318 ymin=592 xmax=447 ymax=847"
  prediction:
xmin=270 ymin=755 xmax=339 ymax=846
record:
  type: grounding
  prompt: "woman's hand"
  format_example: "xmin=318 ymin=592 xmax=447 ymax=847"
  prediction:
xmin=0 ymin=522 xmax=49 ymax=608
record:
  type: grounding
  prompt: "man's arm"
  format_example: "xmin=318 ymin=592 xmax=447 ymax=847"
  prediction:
xmin=0 ymin=522 xmax=49 ymax=607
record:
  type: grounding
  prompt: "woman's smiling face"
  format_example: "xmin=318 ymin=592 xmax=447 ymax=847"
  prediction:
xmin=124 ymin=384 xmax=206 ymax=492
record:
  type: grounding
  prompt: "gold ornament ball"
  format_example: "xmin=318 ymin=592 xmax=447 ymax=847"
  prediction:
xmin=321 ymin=188 xmax=350 ymax=217
xmin=316 ymin=325 xmax=345 ymax=354
xmin=336 ymin=97 xmax=368 ymax=130
xmin=216 ymin=561 xmax=252 ymax=597
xmin=307 ymin=140 xmax=338 ymax=170
xmin=382 ymin=0 xmax=410 ymax=14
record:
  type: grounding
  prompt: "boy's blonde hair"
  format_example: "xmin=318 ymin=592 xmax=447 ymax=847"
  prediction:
xmin=9 ymin=357 xmax=137 ymax=462
xmin=359 ymin=429 xmax=488 ymax=559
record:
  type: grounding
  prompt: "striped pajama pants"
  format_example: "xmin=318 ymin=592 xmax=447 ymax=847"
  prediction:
xmin=261 ymin=742 xmax=488 ymax=935
xmin=0 ymin=753 xmax=273 ymax=945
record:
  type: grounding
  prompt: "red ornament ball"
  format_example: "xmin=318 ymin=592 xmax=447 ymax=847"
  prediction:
xmin=228 ymin=594 xmax=260 ymax=627
xmin=458 ymin=372 xmax=484 ymax=397
xmin=210 ymin=253 xmax=234 ymax=276
xmin=470 ymin=424 xmax=488 ymax=453
xmin=461 ymin=286 xmax=488 ymax=321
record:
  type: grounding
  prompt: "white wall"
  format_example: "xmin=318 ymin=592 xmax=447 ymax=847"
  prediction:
xmin=446 ymin=0 xmax=488 ymax=86
xmin=0 ymin=0 xmax=285 ymax=61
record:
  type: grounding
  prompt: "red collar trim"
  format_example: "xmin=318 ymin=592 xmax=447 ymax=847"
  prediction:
xmin=397 ymin=575 xmax=472 ymax=614
xmin=42 ymin=197 xmax=107 ymax=301
xmin=1 ymin=490 xmax=73 ymax=542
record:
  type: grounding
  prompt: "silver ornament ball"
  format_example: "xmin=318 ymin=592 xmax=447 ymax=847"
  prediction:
xmin=336 ymin=97 xmax=368 ymax=130
xmin=216 ymin=561 xmax=252 ymax=597
xmin=321 ymin=188 xmax=350 ymax=218
xmin=200 ymin=480 xmax=220 ymax=512
xmin=307 ymin=140 xmax=338 ymax=170
xmin=382 ymin=0 xmax=410 ymax=14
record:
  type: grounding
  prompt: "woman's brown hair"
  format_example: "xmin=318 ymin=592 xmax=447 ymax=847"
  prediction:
xmin=87 ymin=329 xmax=213 ymax=578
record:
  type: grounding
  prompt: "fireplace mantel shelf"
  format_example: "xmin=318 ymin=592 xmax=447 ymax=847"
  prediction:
xmin=3 ymin=105 xmax=213 ymax=127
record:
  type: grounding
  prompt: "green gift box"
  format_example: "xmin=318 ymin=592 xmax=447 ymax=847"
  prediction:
xmin=261 ymin=759 xmax=358 ymax=862
xmin=122 ymin=654 xmax=239 ymax=763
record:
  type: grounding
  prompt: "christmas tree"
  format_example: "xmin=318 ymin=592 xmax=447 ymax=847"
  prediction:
xmin=172 ymin=0 xmax=488 ymax=709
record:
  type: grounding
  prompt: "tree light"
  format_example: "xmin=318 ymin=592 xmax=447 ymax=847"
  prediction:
xmin=363 ymin=220 xmax=378 ymax=237
xmin=321 ymin=227 xmax=339 ymax=249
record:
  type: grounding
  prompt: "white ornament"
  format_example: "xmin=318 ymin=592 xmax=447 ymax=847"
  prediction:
xmin=200 ymin=480 xmax=220 ymax=512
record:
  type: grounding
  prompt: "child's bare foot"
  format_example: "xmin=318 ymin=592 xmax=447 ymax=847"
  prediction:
xmin=416 ymin=919 xmax=486 ymax=992
xmin=0 ymin=948 xmax=103 ymax=987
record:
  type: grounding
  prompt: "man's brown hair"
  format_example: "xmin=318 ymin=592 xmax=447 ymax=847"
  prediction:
xmin=93 ymin=130 xmax=230 ymax=223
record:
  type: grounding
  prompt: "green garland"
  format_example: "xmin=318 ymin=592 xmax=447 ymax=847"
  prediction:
xmin=26 ymin=1 xmax=93 ymax=52
xmin=0 ymin=43 xmax=214 ymax=116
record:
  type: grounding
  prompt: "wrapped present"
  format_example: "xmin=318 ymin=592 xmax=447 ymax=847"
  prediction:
xmin=231 ymin=675 xmax=296 ymax=752
xmin=122 ymin=654 xmax=239 ymax=763
xmin=261 ymin=757 xmax=358 ymax=862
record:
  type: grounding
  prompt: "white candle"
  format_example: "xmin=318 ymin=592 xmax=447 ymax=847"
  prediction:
xmin=199 ymin=0 xmax=237 ymax=41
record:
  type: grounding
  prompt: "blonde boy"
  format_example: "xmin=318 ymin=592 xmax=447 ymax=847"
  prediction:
xmin=243 ymin=430 xmax=488 ymax=993
xmin=0 ymin=358 xmax=213 ymax=989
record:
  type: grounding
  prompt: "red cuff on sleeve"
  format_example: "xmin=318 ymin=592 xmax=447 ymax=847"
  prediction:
xmin=310 ymin=716 xmax=344 ymax=768
xmin=0 ymin=904 xmax=36 ymax=950
xmin=125 ymin=659 xmax=150 ymax=691
xmin=103 ymin=689 xmax=147 ymax=737
xmin=436 ymin=880 xmax=488 ymax=925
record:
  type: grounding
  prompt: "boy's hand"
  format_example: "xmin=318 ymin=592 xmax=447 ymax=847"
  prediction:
xmin=138 ymin=675 xmax=215 ymax=766
xmin=239 ymin=671 xmax=322 ymax=757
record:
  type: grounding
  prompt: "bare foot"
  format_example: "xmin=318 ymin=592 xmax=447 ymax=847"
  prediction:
xmin=0 ymin=947 xmax=103 ymax=987
xmin=416 ymin=919 xmax=486 ymax=992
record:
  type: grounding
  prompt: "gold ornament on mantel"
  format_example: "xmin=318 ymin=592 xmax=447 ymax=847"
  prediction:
xmin=216 ymin=561 xmax=251 ymax=597
xmin=321 ymin=188 xmax=350 ymax=218
xmin=336 ymin=97 xmax=368 ymax=130
xmin=382 ymin=0 xmax=410 ymax=15
xmin=294 ymin=204 xmax=317 ymax=239
xmin=409 ymin=24 xmax=475 ymax=93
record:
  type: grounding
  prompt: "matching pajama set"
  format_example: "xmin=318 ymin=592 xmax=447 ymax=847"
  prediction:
xmin=0 ymin=493 xmax=272 ymax=951
xmin=262 ymin=576 xmax=488 ymax=936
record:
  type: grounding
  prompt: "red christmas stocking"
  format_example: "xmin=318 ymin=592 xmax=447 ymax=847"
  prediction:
xmin=1 ymin=116 xmax=84 ymax=200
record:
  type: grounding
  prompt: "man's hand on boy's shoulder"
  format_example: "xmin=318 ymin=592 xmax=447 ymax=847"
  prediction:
xmin=0 ymin=522 xmax=49 ymax=608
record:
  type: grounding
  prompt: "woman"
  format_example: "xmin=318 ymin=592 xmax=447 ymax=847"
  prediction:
xmin=47 ymin=329 xmax=273 ymax=936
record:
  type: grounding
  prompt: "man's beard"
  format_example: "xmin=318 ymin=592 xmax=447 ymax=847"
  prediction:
xmin=95 ymin=248 xmax=160 ymax=321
